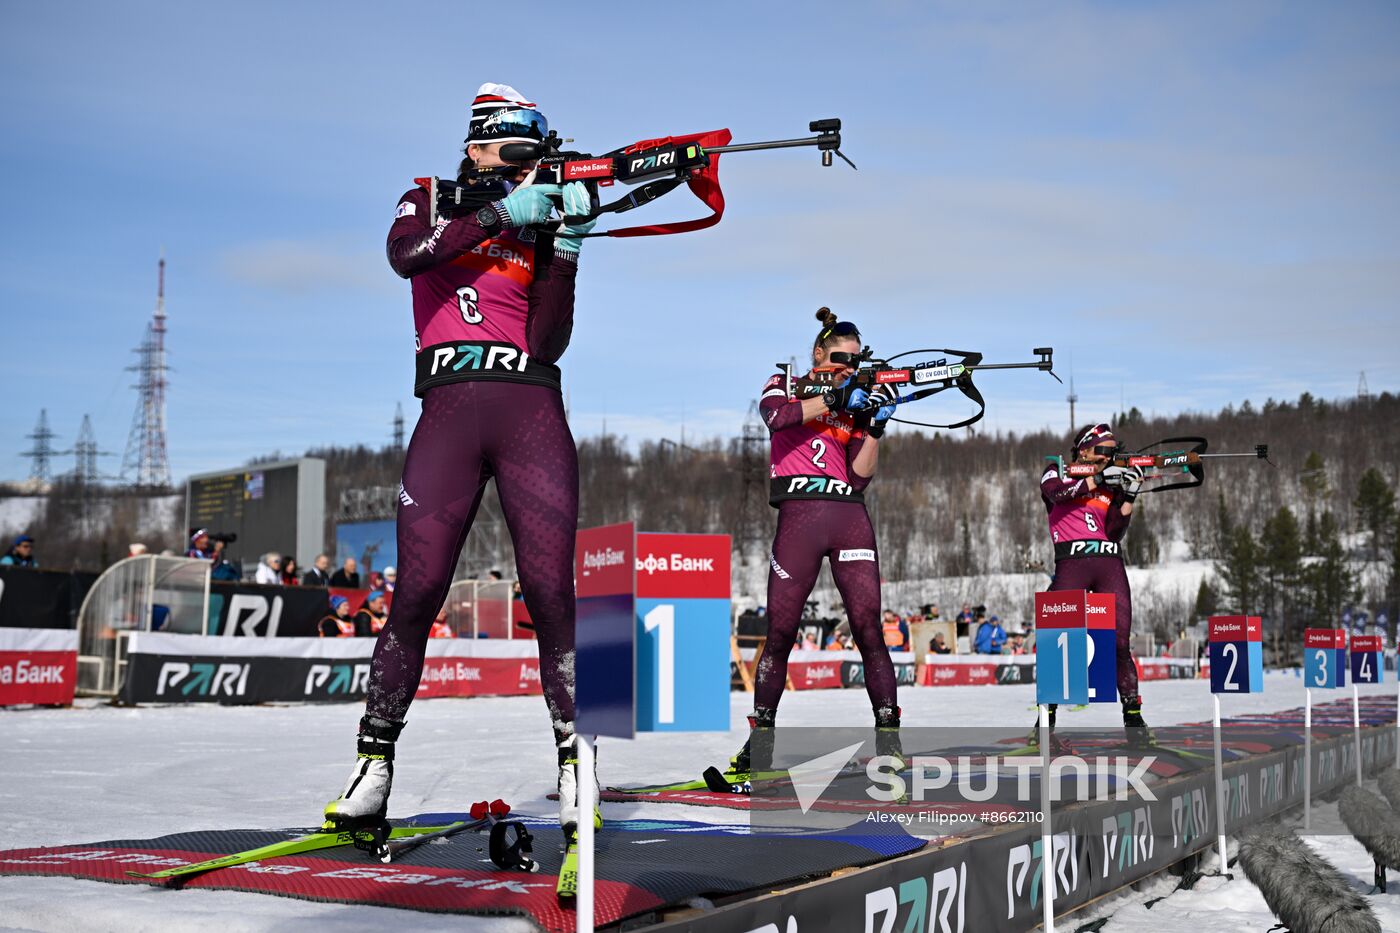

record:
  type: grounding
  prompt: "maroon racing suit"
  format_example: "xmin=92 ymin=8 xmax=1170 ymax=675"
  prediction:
xmin=1040 ymin=459 xmax=1138 ymax=698
xmin=754 ymin=373 xmax=899 ymax=718
xmin=365 ymin=184 xmax=580 ymax=741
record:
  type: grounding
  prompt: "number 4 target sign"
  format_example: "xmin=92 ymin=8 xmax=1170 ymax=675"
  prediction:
xmin=1208 ymin=616 xmax=1263 ymax=694
xmin=1351 ymin=635 xmax=1384 ymax=685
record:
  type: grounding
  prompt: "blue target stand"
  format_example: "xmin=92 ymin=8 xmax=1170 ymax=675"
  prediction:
xmin=1085 ymin=593 xmax=1117 ymax=704
xmin=1302 ymin=627 xmax=1347 ymax=831
xmin=574 ymin=523 xmax=731 ymax=931
xmin=1208 ymin=615 xmax=1263 ymax=870
xmin=1033 ymin=590 xmax=1091 ymax=933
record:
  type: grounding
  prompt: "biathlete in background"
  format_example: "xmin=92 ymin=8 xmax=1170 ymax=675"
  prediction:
xmin=1036 ymin=422 xmax=1153 ymax=748
xmin=722 ymin=308 xmax=906 ymax=783
xmin=323 ymin=83 xmax=599 ymax=838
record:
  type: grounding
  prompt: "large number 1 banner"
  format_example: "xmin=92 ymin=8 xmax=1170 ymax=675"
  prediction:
xmin=576 ymin=524 xmax=731 ymax=738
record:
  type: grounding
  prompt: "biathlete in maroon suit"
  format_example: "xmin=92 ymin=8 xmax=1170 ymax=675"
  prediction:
xmin=725 ymin=308 xmax=905 ymax=782
xmin=1037 ymin=422 xmax=1154 ymax=748
xmin=324 ymin=83 xmax=599 ymax=837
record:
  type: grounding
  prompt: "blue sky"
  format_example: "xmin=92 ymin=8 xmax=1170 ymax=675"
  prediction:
xmin=3 ymin=1 xmax=1398 ymax=482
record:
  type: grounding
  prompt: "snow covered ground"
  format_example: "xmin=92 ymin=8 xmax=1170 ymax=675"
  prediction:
xmin=3 ymin=673 xmax=1399 ymax=932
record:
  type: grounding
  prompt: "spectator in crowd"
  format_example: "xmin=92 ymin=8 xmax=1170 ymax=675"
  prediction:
xmin=801 ymin=631 xmax=819 ymax=650
xmin=186 ymin=530 xmax=213 ymax=560
xmin=881 ymin=609 xmax=909 ymax=652
xmin=1005 ymin=629 xmax=1028 ymax=655
xmin=355 ymin=590 xmax=389 ymax=636
xmin=280 ymin=556 xmax=300 ymax=586
xmin=320 ymin=596 xmax=358 ymax=638
xmin=209 ymin=538 xmax=240 ymax=581
xmin=383 ymin=566 xmax=397 ymax=592
xmin=331 ymin=558 xmax=360 ymax=588
xmin=368 ymin=570 xmax=386 ymax=591
xmin=923 ymin=603 xmax=940 ymax=620
xmin=974 ymin=615 xmax=1007 ymax=655
xmin=429 ymin=607 xmax=453 ymax=639
xmin=303 ymin=554 xmax=332 ymax=587
xmin=128 ymin=543 xmax=148 ymax=558
xmin=1 ymin=535 xmax=36 ymax=567
xmin=255 ymin=552 xmax=282 ymax=585
xmin=929 ymin=632 xmax=952 ymax=654
xmin=956 ymin=602 xmax=974 ymax=625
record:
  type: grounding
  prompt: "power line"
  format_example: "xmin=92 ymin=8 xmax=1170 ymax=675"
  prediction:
xmin=20 ymin=409 xmax=61 ymax=482
xmin=121 ymin=255 xmax=172 ymax=488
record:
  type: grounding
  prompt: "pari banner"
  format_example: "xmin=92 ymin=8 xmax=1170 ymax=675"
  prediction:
xmin=576 ymin=524 xmax=732 ymax=738
xmin=118 ymin=633 xmax=540 ymax=704
xmin=0 ymin=628 xmax=78 ymax=707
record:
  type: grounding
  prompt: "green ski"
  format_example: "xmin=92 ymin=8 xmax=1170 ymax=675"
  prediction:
xmin=555 ymin=828 xmax=579 ymax=900
xmin=127 ymin=822 xmax=464 ymax=880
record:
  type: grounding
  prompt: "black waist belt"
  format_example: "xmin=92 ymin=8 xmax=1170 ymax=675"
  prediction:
xmin=770 ymin=475 xmax=865 ymax=506
xmin=1055 ymin=540 xmax=1122 ymax=560
xmin=415 ymin=340 xmax=562 ymax=397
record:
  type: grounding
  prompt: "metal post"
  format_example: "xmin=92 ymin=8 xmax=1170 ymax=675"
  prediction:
xmin=1038 ymin=703 xmax=1056 ymax=933
xmin=1353 ymin=683 xmax=1363 ymax=785
xmin=1213 ymin=694 xmax=1228 ymax=869
xmin=1304 ymin=688 xmax=1312 ymax=833
xmin=1395 ymin=667 xmax=1399 ymax=770
xmin=576 ymin=735 xmax=595 ymax=933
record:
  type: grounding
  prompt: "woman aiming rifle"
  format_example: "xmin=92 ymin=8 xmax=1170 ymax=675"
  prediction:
xmin=1036 ymin=423 xmax=1153 ymax=749
xmin=722 ymin=309 xmax=905 ymax=783
xmin=323 ymin=83 xmax=599 ymax=839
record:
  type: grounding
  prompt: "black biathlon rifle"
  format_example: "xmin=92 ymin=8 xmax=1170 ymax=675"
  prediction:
xmin=781 ymin=346 xmax=1061 ymax=430
xmin=416 ymin=119 xmax=854 ymax=237
xmin=1063 ymin=438 xmax=1272 ymax=493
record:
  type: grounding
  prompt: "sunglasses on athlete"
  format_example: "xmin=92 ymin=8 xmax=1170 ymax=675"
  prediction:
xmin=826 ymin=351 xmax=865 ymax=366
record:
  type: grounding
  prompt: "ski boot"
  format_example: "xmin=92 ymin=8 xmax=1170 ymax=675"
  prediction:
xmin=1027 ymin=705 xmax=1074 ymax=756
xmin=874 ymin=706 xmax=908 ymax=772
xmin=557 ymin=729 xmax=602 ymax=834
xmin=707 ymin=707 xmax=776 ymax=792
xmin=1122 ymin=695 xmax=1157 ymax=750
xmin=323 ymin=715 xmax=403 ymax=854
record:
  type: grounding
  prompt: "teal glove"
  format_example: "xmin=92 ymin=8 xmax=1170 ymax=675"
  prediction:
xmin=554 ymin=181 xmax=597 ymax=258
xmin=496 ymin=183 xmax=560 ymax=227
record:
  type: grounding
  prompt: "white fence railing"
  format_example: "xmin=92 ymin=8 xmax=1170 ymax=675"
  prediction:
xmin=75 ymin=555 xmax=210 ymax=696
xmin=442 ymin=579 xmax=519 ymax=639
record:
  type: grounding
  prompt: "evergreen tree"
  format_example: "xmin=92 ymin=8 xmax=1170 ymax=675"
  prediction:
xmin=1215 ymin=492 xmax=1234 ymax=560
xmin=1305 ymin=511 xmax=1358 ymax=627
xmin=1259 ymin=506 xmax=1302 ymax=642
xmin=1353 ymin=467 xmax=1397 ymax=562
xmin=1194 ymin=578 xmax=1219 ymax=619
xmin=1217 ymin=525 xmax=1262 ymax=614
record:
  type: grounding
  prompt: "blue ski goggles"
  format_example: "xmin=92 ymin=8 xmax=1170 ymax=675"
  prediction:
xmin=469 ymin=108 xmax=549 ymax=144
xmin=816 ymin=320 xmax=861 ymax=345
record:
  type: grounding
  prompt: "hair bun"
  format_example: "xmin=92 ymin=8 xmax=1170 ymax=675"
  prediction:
xmin=815 ymin=306 xmax=838 ymax=326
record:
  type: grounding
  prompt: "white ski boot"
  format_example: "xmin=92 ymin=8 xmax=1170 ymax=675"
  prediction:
xmin=323 ymin=716 xmax=403 ymax=843
xmin=557 ymin=730 xmax=602 ymax=833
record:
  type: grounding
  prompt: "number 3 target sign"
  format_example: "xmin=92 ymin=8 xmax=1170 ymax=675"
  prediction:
xmin=1208 ymin=616 xmax=1263 ymax=694
xmin=1304 ymin=628 xmax=1347 ymax=689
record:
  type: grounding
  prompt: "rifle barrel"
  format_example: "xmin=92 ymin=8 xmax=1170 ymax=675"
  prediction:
xmin=966 ymin=361 xmax=1052 ymax=372
xmin=707 ymin=135 xmax=827 ymax=154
